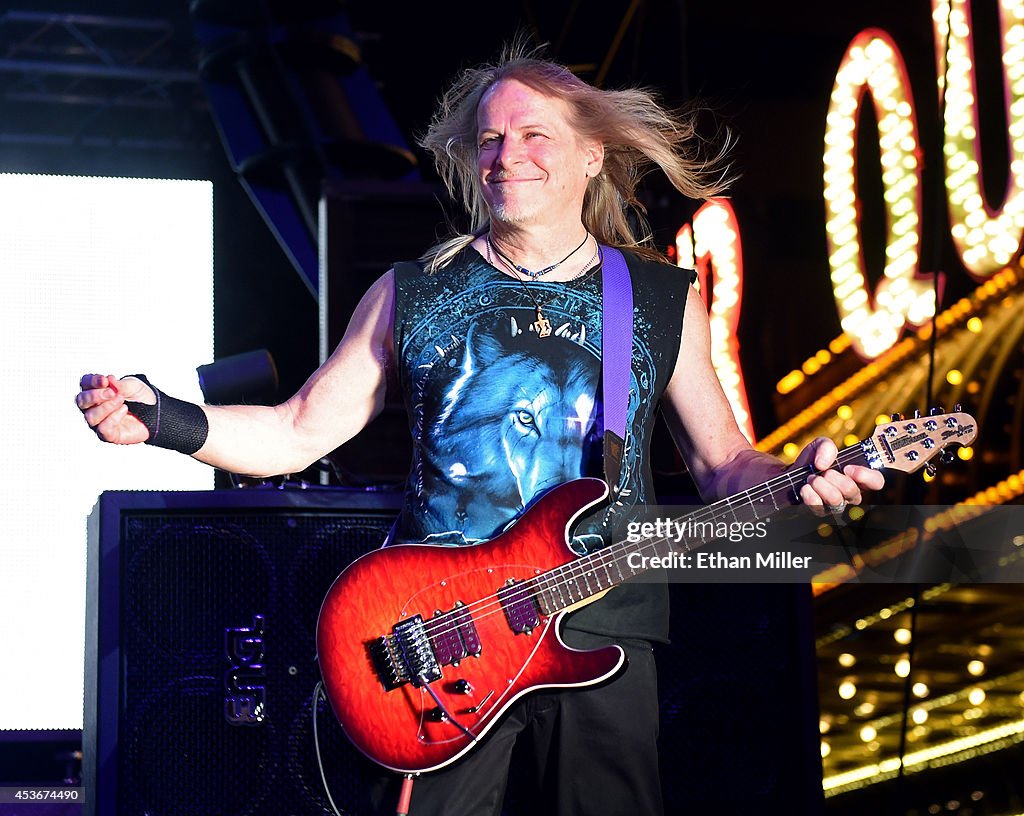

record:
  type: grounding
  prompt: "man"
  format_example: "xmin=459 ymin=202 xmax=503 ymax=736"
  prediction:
xmin=78 ymin=47 xmax=882 ymax=816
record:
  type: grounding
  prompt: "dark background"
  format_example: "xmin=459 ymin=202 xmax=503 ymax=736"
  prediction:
xmin=1 ymin=2 xmax=1015 ymax=813
xmin=1 ymin=0 xmax=1003 ymax=437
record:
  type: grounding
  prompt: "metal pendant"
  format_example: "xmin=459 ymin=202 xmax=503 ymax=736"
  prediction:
xmin=533 ymin=308 xmax=552 ymax=338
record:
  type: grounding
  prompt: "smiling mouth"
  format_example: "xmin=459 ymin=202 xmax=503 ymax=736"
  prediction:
xmin=488 ymin=176 xmax=541 ymax=184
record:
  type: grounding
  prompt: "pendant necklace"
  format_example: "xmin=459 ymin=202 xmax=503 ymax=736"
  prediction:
xmin=487 ymin=236 xmax=600 ymax=338
xmin=489 ymin=232 xmax=589 ymax=280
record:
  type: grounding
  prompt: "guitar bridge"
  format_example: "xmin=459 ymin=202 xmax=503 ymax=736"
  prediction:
xmin=369 ymin=615 xmax=442 ymax=691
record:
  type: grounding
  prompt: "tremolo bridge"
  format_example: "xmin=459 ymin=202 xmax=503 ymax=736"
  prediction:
xmin=370 ymin=601 xmax=481 ymax=691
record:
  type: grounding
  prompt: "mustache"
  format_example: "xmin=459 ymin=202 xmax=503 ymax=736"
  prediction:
xmin=487 ymin=171 xmax=532 ymax=183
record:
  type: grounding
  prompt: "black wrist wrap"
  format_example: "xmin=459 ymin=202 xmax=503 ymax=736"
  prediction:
xmin=124 ymin=374 xmax=209 ymax=455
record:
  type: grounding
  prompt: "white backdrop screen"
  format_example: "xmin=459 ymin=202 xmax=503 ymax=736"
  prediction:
xmin=0 ymin=173 xmax=215 ymax=730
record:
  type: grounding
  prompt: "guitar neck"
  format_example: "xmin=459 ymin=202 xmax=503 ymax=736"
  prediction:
xmin=532 ymin=441 xmax=875 ymax=615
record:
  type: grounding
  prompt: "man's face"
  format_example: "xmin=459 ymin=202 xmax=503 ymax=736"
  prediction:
xmin=476 ymin=79 xmax=602 ymax=228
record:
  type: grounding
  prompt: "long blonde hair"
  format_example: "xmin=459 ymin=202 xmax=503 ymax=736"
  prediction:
xmin=419 ymin=43 xmax=733 ymax=271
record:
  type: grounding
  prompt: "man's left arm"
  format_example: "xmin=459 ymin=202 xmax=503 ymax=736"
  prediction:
xmin=659 ymin=285 xmax=885 ymax=507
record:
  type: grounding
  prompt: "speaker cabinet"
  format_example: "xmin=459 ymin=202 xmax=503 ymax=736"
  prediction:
xmin=84 ymin=487 xmax=401 ymax=816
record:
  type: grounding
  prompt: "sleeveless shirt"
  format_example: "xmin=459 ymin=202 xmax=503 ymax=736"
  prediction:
xmin=389 ymin=246 xmax=695 ymax=642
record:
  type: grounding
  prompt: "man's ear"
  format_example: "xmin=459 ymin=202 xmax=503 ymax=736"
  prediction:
xmin=584 ymin=140 xmax=604 ymax=178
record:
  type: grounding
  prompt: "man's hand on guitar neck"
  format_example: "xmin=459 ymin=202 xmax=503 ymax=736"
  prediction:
xmin=792 ymin=436 xmax=885 ymax=513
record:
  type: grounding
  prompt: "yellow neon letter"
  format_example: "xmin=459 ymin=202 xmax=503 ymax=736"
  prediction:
xmin=824 ymin=29 xmax=935 ymax=359
xmin=676 ymin=200 xmax=755 ymax=442
xmin=932 ymin=0 xmax=1024 ymax=277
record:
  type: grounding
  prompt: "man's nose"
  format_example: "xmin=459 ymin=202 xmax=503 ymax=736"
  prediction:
xmin=495 ymin=137 xmax=524 ymax=168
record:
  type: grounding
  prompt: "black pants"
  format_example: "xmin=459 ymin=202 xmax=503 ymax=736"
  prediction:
xmin=370 ymin=631 xmax=664 ymax=816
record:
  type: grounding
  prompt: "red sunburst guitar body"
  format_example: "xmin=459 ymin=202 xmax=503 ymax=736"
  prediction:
xmin=316 ymin=411 xmax=976 ymax=775
xmin=316 ymin=478 xmax=618 ymax=774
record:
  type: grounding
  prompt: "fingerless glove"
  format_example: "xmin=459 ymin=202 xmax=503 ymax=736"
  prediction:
xmin=124 ymin=374 xmax=209 ymax=455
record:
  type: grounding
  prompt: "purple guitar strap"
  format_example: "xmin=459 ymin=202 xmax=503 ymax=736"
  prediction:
xmin=600 ymin=246 xmax=633 ymax=493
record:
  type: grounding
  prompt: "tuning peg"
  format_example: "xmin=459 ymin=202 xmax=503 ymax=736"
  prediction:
xmin=913 ymin=409 xmax=921 ymax=418
xmin=954 ymin=403 xmax=962 ymax=412
xmin=929 ymin=407 xmax=941 ymax=416
xmin=891 ymin=412 xmax=904 ymax=421
xmin=925 ymin=462 xmax=937 ymax=477
xmin=939 ymin=449 xmax=956 ymax=464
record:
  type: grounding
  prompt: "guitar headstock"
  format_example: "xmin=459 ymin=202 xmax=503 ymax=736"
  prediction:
xmin=867 ymin=407 xmax=977 ymax=474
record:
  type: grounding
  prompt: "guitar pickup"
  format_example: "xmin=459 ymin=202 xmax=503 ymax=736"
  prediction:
xmin=428 ymin=601 xmax=482 ymax=666
xmin=498 ymin=579 xmax=541 ymax=634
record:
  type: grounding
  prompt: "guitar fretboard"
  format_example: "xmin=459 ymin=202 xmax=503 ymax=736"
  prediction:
xmin=531 ymin=440 xmax=874 ymax=615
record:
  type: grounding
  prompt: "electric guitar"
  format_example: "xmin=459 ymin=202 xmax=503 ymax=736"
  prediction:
xmin=316 ymin=410 xmax=976 ymax=773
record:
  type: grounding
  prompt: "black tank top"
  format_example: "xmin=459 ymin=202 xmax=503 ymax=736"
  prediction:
xmin=389 ymin=245 xmax=694 ymax=641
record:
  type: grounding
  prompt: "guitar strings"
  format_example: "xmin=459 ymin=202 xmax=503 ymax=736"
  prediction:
xmin=412 ymin=446 xmax=870 ymax=646
xmin=415 ymin=447 xmax=867 ymax=644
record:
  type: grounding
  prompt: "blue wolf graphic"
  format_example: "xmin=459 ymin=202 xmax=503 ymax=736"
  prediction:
xmin=418 ymin=315 xmax=600 ymax=544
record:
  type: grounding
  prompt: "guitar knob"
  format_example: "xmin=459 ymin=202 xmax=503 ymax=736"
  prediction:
xmin=427 ymin=707 xmax=449 ymax=722
xmin=453 ymin=679 xmax=473 ymax=695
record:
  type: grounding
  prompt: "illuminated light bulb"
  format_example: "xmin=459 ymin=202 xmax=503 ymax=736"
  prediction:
xmin=680 ymin=201 xmax=755 ymax=442
xmin=894 ymin=628 xmax=913 ymax=645
xmin=913 ymin=682 xmax=930 ymax=698
xmin=912 ymin=707 xmax=929 ymax=725
xmin=958 ymin=446 xmax=974 ymax=461
xmin=839 ymin=680 xmax=857 ymax=699
xmin=837 ymin=404 xmax=854 ymax=420
xmin=855 ymin=701 xmax=876 ymax=716
xmin=821 ymin=741 xmax=831 ymax=758
xmin=968 ymin=659 xmax=986 ymax=676
xmin=825 ymin=29 xmax=932 ymax=359
xmin=968 ymin=688 xmax=986 ymax=706
xmin=849 ymin=506 xmax=865 ymax=521
xmin=875 ymin=413 xmax=891 ymax=426
xmin=895 ymin=657 xmax=911 ymax=677
xmin=932 ymin=0 xmax=1024 ymax=278
xmin=946 ymin=369 xmax=964 ymax=385
xmin=783 ymin=442 xmax=800 ymax=459
xmin=838 ymin=653 xmax=857 ymax=668
xmin=844 ymin=433 xmax=859 ymax=447
xmin=860 ymin=725 xmax=877 ymax=742
xmin=820 ymin=718 xmax=832 ymax=734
